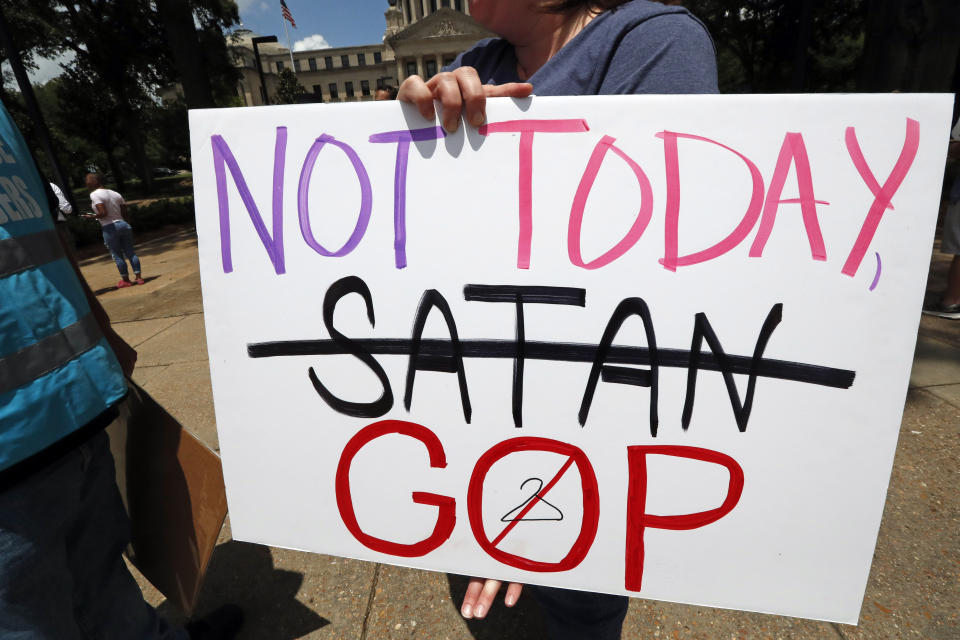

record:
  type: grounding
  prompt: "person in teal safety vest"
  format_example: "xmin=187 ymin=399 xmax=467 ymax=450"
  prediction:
xmin=0 ymin=100 xmax=241 ymax=639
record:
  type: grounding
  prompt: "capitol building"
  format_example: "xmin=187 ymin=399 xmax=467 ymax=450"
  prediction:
xmin=231 ymin=0 xmax=494 ymax=105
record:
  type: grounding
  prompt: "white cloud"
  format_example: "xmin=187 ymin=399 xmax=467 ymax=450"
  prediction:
xmin=293 ymin=34 xmax=331 ymax=51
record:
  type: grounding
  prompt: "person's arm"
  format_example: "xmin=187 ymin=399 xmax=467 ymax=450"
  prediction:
xmin=51 ymin=184 xmax=72 ymax=215
xmin=88 ymin=202 xmax=108 ymax=219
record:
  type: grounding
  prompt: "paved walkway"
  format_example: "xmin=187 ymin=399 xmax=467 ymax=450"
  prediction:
xmin=80 ymin=228 xmax=959 ymax=640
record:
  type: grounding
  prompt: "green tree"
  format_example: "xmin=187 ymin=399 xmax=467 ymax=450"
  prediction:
xmin=688 ymin=0 xmax=866 ymax=93
xmin=0 ymin=0 xmax=62 ymax=83
xmin=2 ymin=0 xmax=240 ymax=193
xmin=155 ymin=0 xmax=240 ymax=108
xmin=275 ymin=68 xmax=306 ymax=104
xmin=858 ymin=0 xmax=960 ymax=92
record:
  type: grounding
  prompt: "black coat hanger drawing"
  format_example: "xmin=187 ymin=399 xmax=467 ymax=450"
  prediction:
xmin=500 ymin=477 xmax=564 ymax=522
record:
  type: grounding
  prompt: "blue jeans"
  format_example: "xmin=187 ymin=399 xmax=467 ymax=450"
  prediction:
xmin=0 ymin=430 xmax=187 ymax=640
xmin=102 ymin=221 xmax=141 ymax=278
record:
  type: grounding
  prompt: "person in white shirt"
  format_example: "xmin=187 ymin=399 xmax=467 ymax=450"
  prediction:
xmin=83 ymin=173 xmax=144 ymax=288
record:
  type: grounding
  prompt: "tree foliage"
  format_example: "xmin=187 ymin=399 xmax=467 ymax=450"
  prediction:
xmin=275 ymin=68 xmax=306 ymax=104
xmin=1 ymin=0 xmax=239 ymax=193
xmin=0 ymin=1 xmax=62 ymax=81
xmin=688 ymin=0 xmax=867 ymax=92
xmin=687 ymin=0 xmax=960 ymax=95
xmin=155 ymin=0 xmax=240 ymax=108
xmin=858 ymin=0 xmax=960 ymax=93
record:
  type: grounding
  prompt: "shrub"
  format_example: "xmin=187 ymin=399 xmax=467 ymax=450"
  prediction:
xmin=68 ymin=195 xmax=195 ymax=247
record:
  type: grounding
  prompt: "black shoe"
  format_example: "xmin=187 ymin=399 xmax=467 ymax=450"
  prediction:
xmin=184 ymin=604 xmax=244 ymax=640
xmin=922 ymin=300 xmax=960 ymax=319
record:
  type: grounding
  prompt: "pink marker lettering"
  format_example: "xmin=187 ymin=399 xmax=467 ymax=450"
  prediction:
xmin=750 ymin=132 xmax=828 ymax=260
xmin=841 ymin=118 xmax=920 ymax=277
xmin=480 ymin=119 xmax=590 ymax=269
xmin=658 ymin=131 xmax=765 ymax=272
xmin=568 ymin=135 xmax=653 ymax=269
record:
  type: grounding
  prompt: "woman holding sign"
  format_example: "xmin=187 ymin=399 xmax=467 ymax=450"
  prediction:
xmin=398 ymin=0 xmax=717 ymax=637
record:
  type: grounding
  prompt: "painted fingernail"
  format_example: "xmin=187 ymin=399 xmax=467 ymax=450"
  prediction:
xmin=505 ymin=595 xmax=516 ymax=607
xmin=461 ymin=604 xmax=473 ymax=618
xmin=474 ymin=605 xmax=485 ymax=618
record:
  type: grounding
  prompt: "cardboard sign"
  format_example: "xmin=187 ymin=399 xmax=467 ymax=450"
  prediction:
xmin=189 ymin=94 xmax=952 ymax=623
xmin=109 ymin=383 xmax=228 ymax=615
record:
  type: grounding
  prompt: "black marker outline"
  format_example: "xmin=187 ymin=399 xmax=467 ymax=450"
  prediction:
xmin=579 ymin=297 xmax=659 ymax=436
xmin=255 ymin=280 xmax=855 ymax=432
xmin=405 ymin=289 xmax=472 ymax=423
xmin=251 ymin=337 xmax=853 ymax=390
xmin=308 ymin=276 xmax=394 ymax=418
xmin=463 ymin=285 xmax=587 ymax=428
xmin=682 ymin=303 xmax=783 ymax=432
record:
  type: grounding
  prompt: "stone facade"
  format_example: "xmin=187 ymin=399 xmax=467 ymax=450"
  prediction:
xmin=231 ymin=1 xmax=493 ymax=106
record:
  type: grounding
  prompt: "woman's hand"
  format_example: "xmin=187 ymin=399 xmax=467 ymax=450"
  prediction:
xmin=460 ymin=577 xmax=523 ymax=619
xmin=398 ymin=66 xmax=532 ymax=134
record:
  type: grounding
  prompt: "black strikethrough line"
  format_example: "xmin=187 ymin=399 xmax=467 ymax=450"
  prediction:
xmin=246 ymin=338 xmax=855 ymax=389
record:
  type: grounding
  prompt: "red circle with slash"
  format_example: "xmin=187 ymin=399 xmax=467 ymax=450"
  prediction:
xmin=467 ymin=437 xmax=600 ymax=572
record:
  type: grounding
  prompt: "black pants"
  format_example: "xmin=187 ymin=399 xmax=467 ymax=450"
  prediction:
xmin=531 ymin=585 xmax=629 ymax=640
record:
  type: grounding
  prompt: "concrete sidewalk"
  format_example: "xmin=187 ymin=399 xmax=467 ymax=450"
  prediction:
xmin=81 ymin=228 xmax=959 ymax=640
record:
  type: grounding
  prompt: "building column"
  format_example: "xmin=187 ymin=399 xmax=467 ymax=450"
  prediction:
xmin=420 ymin=0 xmax=428 ymax=19
xmin=396 ymin=58 xmax=404 ymax=83
xmin=435 ymin=53 xmax=443 ymax=74
xmin=416 ymin=56 xmax=425 ymax=78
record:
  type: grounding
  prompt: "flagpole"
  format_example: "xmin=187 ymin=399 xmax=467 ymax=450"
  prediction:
xmin=283 ymin=16 xmax=295 ymax=70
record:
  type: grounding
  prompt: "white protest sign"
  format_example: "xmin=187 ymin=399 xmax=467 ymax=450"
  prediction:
xmin=189 ymin=94 xmax=952 ymax=623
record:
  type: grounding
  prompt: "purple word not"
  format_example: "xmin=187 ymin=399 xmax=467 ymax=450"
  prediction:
xmin=213 ymin=126 xmax=444 ymax=274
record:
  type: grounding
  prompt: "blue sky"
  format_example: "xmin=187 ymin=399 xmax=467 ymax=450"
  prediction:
xmin=236 ymin=0 xmax=393 ymax=50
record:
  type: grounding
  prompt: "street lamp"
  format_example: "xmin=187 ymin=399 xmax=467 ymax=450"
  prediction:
xmin=252 ymin=35 xmax=278 ymax=105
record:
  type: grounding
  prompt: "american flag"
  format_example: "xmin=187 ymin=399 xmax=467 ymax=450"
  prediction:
xmin=280 ymin=0 xmax=296 ymax=28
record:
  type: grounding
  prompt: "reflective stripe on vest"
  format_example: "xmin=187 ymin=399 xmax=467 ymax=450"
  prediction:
xmin=0 ymin=98 xmax=127 ymax=473
xmin=0 ymin=228 xmax=63 ymax=277
xmin=0 ymin=312 xmax=103 ymax=394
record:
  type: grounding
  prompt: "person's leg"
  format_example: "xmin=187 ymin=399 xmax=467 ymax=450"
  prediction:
xmin=943 ymin=254 xmax=960 ymax=305
xmin=0 ymin=448 xmax=88 ymax=639
xmin=529 ymin=585 xmax=629 ymax=640
xmin=116 ymin=224 xmax=143 ymax=283
xmin=0 ymin=429 xmax=239 ymax=640
xmin=102 ymin=223 xmax=131 ymax=283
xmin=66 ymin=431 xmax=187 ymax=640
xmin=925 ymin=199 xmax=960 ymax=318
